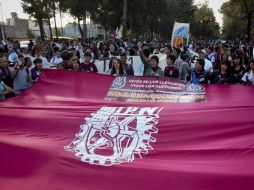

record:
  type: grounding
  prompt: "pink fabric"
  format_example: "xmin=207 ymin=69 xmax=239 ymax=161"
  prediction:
xmin=1 ymin=70 xmax=254 ymax=190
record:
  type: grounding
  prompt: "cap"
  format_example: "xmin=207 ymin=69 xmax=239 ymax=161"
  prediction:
xmin=8 ymin=53 xmax=18 ymax=63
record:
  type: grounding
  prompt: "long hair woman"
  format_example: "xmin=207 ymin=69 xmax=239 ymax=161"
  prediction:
xmin=110 ymin=57 xmax=126 ymax=77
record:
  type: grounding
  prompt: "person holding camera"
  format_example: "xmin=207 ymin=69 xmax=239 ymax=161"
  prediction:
xmin=0 ymin=53 xmax=21 ymax=100
xmin=10 ymin=54 xmax=31 ymax=93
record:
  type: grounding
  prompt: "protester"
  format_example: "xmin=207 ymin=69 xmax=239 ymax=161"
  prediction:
xmin=164 ymin=55 xmax=179 ymax=79
xmin=232 ymin=56 xmax=245 ymax=84
xmin=143 ymin=55 xmax=164 ymax=77
xmin=199 ymin=50 xmax=213 ymax=73
xmin=207 ymin=46 xmax=217 ymax=67
xmin=72 ymin=59 xmax=81 ymax=71
xmin=186 ymin=59 xmax=207 ymax=84
xmin=139 ymin=47 xmax=150 ymax=76
xmin=173 ymin=48 xmax=182 ymax=70
xmin=1 ymin=36 xmax=254 ymax=102
xmin=50 ymin=49 xmax=63 ymax=66
xmin=35 ymin=48 xmax=51 ymax=69
xmin=57 ymin=63 xmax=65 ymax=70
xmin=0 ymin=77 xmax=20 ymax=100
xmin=29 ymin=58 xmax=43 ymax=83
xmin=61 ymin=51 xmax=73 ymax=70
xmin=120 ymin=52 xmax=134 ymax=76
xmin=242 ymin=59 xmax=254 ymax=86
xmin=11 ymin=55 xmax=31 ymax=92
xmin=0 ymin=57 xmax=13 ymax=89
xmin=208 ymin=60 xmax=232 ymax=84
xmin=24 ymin=57 xmax=33 ymax=69
xmin=220 ymin=52 xmax=229 ymax=64
xmin=80 ymin=52 xmax=98 ymax=73
xmin=110 ymin=57 xmax=126 ymax=77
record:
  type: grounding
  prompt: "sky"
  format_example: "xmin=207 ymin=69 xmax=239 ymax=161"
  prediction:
xmin=0 ymin=0 xmax=228 ymax=27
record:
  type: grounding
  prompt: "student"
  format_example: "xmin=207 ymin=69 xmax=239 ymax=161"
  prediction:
xmin=164 ymin=55 xmax=179 ymax=79
xmin=242 ymin=59 xmax=254 ymax=86
xmin=29 ymin=58 xmax=43 ymax=83
xmin=110 ymin=57 xmax=126 ymax=77
xmin=143 ymin=55 xmax=164 ymax=77
xmin=232 ymin=56 xmax=245 ymax=84
xmin=120 ymin=52 xmax=134 ymax=76
xmin=0 ymin=77 xmax=20 ymax=100
xmin=80 ymin=52 xmax=98 ymax=73
xmin=72 ymin=59 xmax=81 ymax=71
xmin=11 ymin=55 xmax=31 ymax=92
xmin=50 ymin=49 xmax=63 ymax=66
xmin=186 ymin=59 xmax=207 ymax=84
xmin=209 ymin=60 xmax=233 ymax=84
xmin=178 ymin=54 xmax=190 ymax=80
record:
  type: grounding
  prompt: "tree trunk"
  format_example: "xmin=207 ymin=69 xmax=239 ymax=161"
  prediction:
xmin=44 ymin=3 xmax=53 ymax=40
xmin=38 ymin=18 xmax=46 ymax=40
xmin=104 ymin=28 xmax=107 ymax=40
xmin=78 ymin=19 xmax=84 ymax=40
xmin=59 ymin=8 xmax=64 ymax=36
xmin=122 ymin=0 xmax=128 ymax=38
xmin=247 ymin=13 xmax=252 ymax=42
xmin=48 ymin=18 xmax=53 ymax=40
xmin=83 ymin=15 xmax=87 ymax=41
xmin=52 ymin=0 xmax=58 ymax=39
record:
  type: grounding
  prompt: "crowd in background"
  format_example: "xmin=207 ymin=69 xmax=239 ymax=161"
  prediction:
xmin=0 ymin=37 xmax=254 ymax=100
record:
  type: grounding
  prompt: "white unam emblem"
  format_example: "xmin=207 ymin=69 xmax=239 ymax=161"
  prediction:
xmin=64 ymin=107 xmax=163 ymax=166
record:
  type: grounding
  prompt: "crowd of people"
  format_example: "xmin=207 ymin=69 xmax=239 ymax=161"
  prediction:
xmin=0 ymin=37 xmax=254 ymax=100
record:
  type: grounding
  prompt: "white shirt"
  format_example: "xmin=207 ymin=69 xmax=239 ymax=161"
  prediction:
xmin=204 ymin=59 xmax=213 ymax=72
xmin=208 ymin=53 xmax=216 ymax=64
xmin=242 ymin=71 xmax=254 ymax=85
xmin=37 ymin=55 xmax=51 ymax=69
xmin=50 ymin=56 xmax=63 ymax=65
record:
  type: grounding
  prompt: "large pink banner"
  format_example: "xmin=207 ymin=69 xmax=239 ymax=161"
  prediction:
xmin=1 ymin=70 xmax=254 ymax=190
xmin=105 ymin=76 xmax=206 ymax=103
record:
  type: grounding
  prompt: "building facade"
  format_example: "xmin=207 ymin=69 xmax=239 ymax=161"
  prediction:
xmin=63 ymin=23 xmax=105 ymax=39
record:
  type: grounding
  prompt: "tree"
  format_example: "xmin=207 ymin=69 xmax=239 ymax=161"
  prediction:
xmin=191 ymin=3 xmax=220 ymax=40
xmin=21 ymin=0 xmax=52 ymax=40
xmin=159 ymin=0 xmax=195 ymax=39
xmin=26 ymin=29 xmax=35 ymax=39
xmin=44 ymin=1 xmax=53 ymax=40
xmin=66 ymin=0 xmax=99 ymax=40
xmin=52 ymin=0 xmax=59 ymax=38
xmin=92 ymin=0 xmax=122 ymax=36
xmin=57 ymin=0 xmax=69 ymax=36
xmin=220 ymin=1 xmax=244 ymax=39
xmin=122 ymin=0 xmax=128 ymax=38
xmin=220 ymin=0 xmax=254 ymax=41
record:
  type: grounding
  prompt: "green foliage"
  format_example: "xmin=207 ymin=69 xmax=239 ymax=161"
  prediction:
xmin=64 ymin=0 xmax=99 ymax=39
xmin=21 ymin=0 xmax=221 ymax=40
xmin=191 ymin=3 xmax=220 ymax=40
xmin=220 ymin=0 xmax=254 ymax=41
xmin=21 ymin=0 xmax=53 ymax=39
xmin=26 ymin=29 xmax=35 ymax=39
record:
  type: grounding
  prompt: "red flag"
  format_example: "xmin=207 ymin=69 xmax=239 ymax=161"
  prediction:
xmin=1 ymin=70 xmax=254 ymax=190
